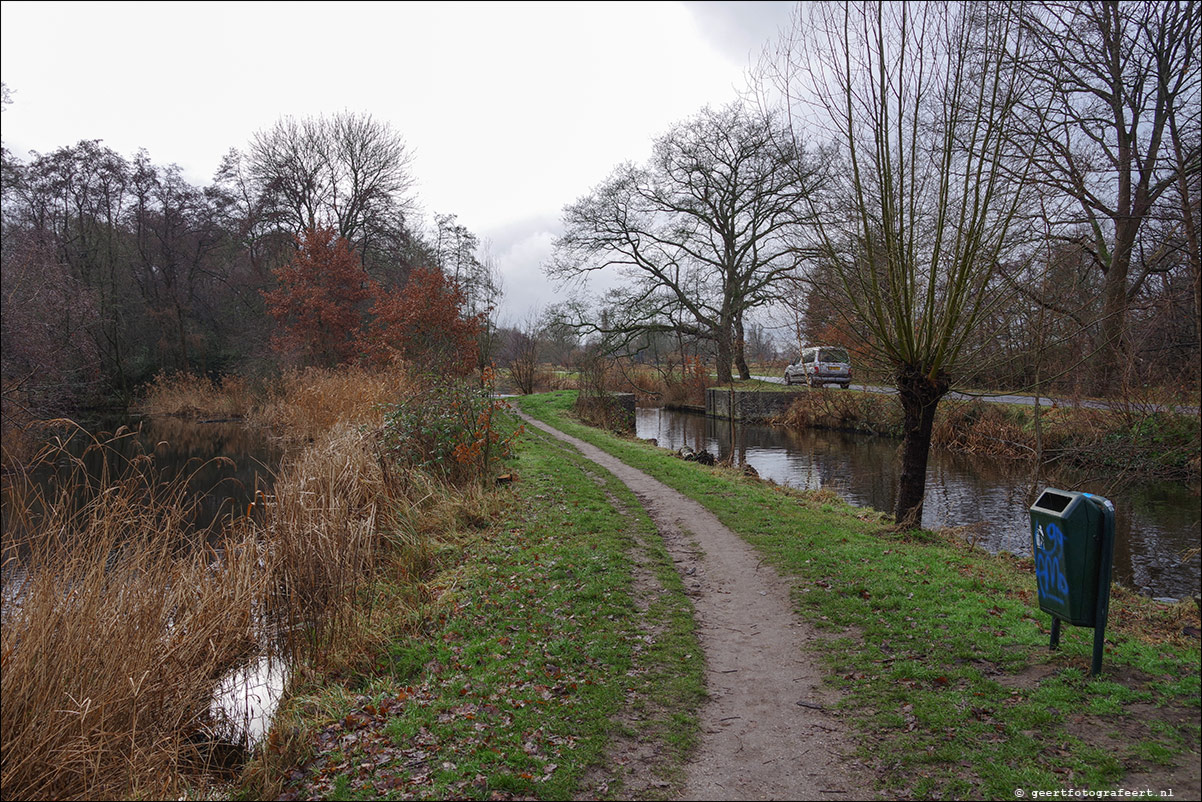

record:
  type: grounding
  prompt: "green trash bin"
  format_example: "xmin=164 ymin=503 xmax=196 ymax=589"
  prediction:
xmin=1028 ymin=488 xmax=1116 ymax=676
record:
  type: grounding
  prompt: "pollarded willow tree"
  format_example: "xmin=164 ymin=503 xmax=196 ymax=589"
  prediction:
xmin=762 ymin=1 xmax=1036 ymax=526
xmin=547 ymin=103 xmax=825 ymax=383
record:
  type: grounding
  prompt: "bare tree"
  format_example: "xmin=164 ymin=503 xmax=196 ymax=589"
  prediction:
xmin=1014 ymin=0 xmax=1200 ymax=391
xmin=547 ymin=102 xmax=823 ymax=383
xmin=467 ymin=239 xmax=505 ymax=379
xmin=504 ymin=313 xmax=542 ymax=395
xmin=762 ymin=1 xmax=1034 ymax=526
xmin=433 ymin=213 xmax=502 ymax=326
xmin=248 ymin=112 xmax=416 ymax=276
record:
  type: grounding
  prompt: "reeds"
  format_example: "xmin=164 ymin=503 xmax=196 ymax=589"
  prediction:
xmin=2 ymin=367 xmax=516 ymax=799
xmin=775 ymin=390 xmax=1200 ymax=478
xmin=0 ymin=421 xmax=393 ymax=799
xmin=262 ymin=421 xmax=384 ymax=665
xmin=1 ymin=428 xmax=266 ymax=801
xmin=140 ymin=370 xmax=258 ymax=419
xmin=251 ymin=364 xmax=411 ymax=444
xmin=774 ymin=389 xmax=904 ymax=437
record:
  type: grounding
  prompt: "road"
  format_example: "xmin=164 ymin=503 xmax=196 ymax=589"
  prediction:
xmin=751 ymin=376 xmax=1199 ymax=415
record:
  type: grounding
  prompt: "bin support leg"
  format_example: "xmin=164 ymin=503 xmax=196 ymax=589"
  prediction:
xmin=1091 ymin=583 xmax=1110 ymax=677
xmin=1049 ymin=617 xmax=1061 ymax=650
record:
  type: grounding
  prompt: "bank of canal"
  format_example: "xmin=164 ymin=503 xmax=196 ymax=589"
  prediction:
xmin=636 ymin=407 xmax=1201 ymax=602
xmin=2 ymin=415 xmax=289 ymax=748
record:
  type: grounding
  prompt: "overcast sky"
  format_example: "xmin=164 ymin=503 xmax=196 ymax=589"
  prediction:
xmin=1 ymin=0 xmax=797 ymax=324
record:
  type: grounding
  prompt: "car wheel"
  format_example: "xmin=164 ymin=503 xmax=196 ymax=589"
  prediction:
xmin=784 ymin=374 xmax=792 ymax=386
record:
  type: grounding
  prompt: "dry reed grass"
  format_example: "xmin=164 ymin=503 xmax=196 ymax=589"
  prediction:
xmin=931 ymin=400 xmax=1036 ymax=459
xmin=548 ymin=370 xmax=578 ymax=391
xmin=774 ymin=389 xmax=903 ymax=436
xmin=1 ymin=429 xmax=266 ymax=801
xmin=262 ymin=422 xmax=385 ymax=668
xmin=140 ymin=370 xmax=258 ymax=419
xmin=777 ymin=391 xmax=1199 ymax=477
xmin=251 ymin=365 xmax=412 ymax=444
xmin=3 ymin=367 xmax=516 ymax=799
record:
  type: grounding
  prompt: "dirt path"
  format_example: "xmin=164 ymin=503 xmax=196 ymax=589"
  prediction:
xmin=518 ymin=413 xmax=871 ymax=801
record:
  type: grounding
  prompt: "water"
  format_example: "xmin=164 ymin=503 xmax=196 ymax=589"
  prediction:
xmin=210 ymin=652 xmax=291 ymax=747
xmin=2 ymin=415 xmax=288 ymax=749
xmin=636 ymin=407 xmax=1201 ymax=601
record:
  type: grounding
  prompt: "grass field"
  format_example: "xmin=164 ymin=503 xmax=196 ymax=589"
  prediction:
xmin=516 ymin=391 xmax=1200 ymax=800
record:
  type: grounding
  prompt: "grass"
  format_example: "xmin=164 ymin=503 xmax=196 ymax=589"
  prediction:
xmin=0 ymin=367 xmax=487 ymax=800
xmin=515 ymin=390 xmax=1200 ymax=800
xmin=1 ymin=425 xmax=268 ymax=801
xmin=255 ymin=409 xmax=704 ymax=801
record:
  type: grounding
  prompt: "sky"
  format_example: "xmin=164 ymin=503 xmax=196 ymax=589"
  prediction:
xmin=0 ymin=0 xmax=797 ymax=325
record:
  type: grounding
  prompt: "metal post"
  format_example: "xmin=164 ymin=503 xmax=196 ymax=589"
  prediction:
xmin=1050 ymin=617 xmax=1061 ymax=650
xmin=1090 ymin=502 xmax=1116 ymax=677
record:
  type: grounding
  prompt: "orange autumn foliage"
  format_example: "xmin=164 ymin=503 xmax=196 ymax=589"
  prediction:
xmin=262 ymin=228 xmax=482 ymax=374
xmin=363 ymin=266 xmax=481 ymax=375
xmin=262 ymin=227 xmax=375 ymax=367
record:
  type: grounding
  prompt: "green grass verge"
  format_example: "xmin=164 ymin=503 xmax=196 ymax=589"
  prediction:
xmin=516 ymin=391 xmax=1201 ymax=800
xmin=265 ymin=410 xmax=703 ymax=801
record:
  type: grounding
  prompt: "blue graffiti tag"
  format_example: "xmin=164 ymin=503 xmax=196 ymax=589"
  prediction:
xmin=1034 ymin=522 xmax=1070 ymax=606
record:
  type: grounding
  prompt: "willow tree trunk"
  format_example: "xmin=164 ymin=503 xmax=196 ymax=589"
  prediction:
xmin=894 ymin=366 xmax=950 ymax=528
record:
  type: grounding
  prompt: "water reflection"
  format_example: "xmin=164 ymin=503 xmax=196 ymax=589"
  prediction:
xmin=637 ymin=407 xmax=1201 ymax=601
xmin=2 ymin=415 xmax=287 ymax=750
xmin=210 ymin=652 xmax=290 ymax=747
xmin=9 ymin=415 xmax=282 ymax=536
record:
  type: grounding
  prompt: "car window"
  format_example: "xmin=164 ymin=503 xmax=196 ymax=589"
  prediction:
xmin=802 ymin=350 xmax=815 ymax=364
xmin=819 ymin=348 xmax=850 ymax=363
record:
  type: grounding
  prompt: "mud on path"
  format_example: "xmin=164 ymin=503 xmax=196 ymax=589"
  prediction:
xmin=518 ymin=413 xmax=871 ymax=801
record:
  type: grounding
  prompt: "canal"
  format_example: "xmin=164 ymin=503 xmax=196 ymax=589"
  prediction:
xmin=636 ymin=407 xmax=1201 ymax=602
xmin=1 ymin=415 xmax=288 ymax=748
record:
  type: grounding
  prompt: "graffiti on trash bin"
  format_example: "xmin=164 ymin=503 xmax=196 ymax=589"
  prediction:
xmin=1034 ymin=522 xmax=1070 ymax=606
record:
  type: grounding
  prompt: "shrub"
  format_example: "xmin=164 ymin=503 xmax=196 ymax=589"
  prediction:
xmin=378 ymin=374 xmax=520 ymax=486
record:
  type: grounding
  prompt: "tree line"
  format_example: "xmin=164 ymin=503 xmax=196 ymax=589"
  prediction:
xmin=548 ymin=0 xmax=1198 ymax=395
xmin=0 ymin=110 xmax=502 ymax=416
xmin=544 ymin=0 xmax=1198 ymax=525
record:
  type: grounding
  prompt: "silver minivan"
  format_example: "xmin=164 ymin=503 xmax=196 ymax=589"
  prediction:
xmin=784 ymin=346 xmax=852 ymax=388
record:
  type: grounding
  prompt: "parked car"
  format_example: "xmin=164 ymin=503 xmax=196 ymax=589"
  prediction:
xmin=784 ymin=346 xmax=852 ymax=388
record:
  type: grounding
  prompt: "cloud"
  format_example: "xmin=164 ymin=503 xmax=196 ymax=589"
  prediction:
xmin=1 ymin=2 xmax=794 ymax=330
xmin=684 ymin=0 xmax=795 ymax=65
xmin=485 ymin=219 xmax=562 ymax=325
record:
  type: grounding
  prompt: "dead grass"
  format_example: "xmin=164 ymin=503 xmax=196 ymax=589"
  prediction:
xmin=140 ymin=370 xmax=259 ymax=419
xmin=775 ymin=389 xmax=904 ymax=436
xmin=1 ymin=427 xmax=266 ymax=801
xmin=262 ymin=421 xmax=385 ymax=668
xmin=1105 ymin=585 xmax=1202 ymax=650
xmin=2 ymin=367 xmax=519 ymax=800
xmin=138 ymin=364 xmax=413 ymax=444
xmin=251 ymin=365 xmax=412 ymax=445
xmin=774 ymin=392 xmax=1200 ymax=478
xmin=931 ymin=400 xmax=1036 ymax=459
